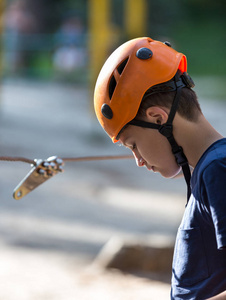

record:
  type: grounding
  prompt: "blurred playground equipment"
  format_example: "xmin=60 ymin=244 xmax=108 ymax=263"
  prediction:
xmin=0 ymin=0 xmax=147 ymax=86
xmin=1 ymin=0 xmax=226 ymax=83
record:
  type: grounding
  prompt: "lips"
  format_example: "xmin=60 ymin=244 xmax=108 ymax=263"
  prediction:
xmin=146 ymin=165 xmax=153 ymax=171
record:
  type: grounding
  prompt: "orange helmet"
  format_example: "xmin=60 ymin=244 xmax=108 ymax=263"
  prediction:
xmin=94 ymin=37 xmax=187 ymax=143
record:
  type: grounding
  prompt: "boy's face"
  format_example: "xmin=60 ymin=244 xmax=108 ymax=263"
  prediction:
xmin=119 ymin=124 xmax=181 ymax=178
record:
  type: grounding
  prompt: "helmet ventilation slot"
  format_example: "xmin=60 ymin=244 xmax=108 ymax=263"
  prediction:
xmin=109 ymin=75 xmax=116 ymax=99
xmin=108 ymin=57 xmax=129 ymax=100
xmin=117 ymin=57 xmax=129 ymax=74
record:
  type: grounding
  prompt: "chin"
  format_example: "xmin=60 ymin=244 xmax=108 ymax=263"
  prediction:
xmin=159 ymin=166 xmax=181 ymax=179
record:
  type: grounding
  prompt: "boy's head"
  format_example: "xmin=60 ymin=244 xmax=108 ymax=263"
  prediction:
xmin=94 ymin=37 xmax=199 ymax=194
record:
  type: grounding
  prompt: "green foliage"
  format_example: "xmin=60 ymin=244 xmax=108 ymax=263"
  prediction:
xmin=145 ymin=0 xmax=226 ymax=76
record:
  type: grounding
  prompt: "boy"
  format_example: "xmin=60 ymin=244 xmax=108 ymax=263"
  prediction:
xmin=93 ymin=37 xmax=226 ymax=299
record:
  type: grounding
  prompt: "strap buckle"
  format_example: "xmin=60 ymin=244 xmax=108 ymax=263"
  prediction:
xmin=173 ymin=147 xmax=188 ymax=166
xmin=13 ymin=156 xmax=64 ymax=200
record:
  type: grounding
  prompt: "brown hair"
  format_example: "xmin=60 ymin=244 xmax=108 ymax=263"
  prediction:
xmin=136 ymin=87 xmax=202 ymax=122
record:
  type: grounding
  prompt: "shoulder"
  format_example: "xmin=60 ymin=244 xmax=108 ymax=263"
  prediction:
xmin=197 ymin=138 xmax=226 ymax=177
xmin=191 ymin=139 xmax=226 ymax=190
xmin=201 ymin=141 xmax=226 ymax=196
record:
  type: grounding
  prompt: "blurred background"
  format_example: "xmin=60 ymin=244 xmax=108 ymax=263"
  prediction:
xmin=0 ymin=1 xmax=225 ymax=299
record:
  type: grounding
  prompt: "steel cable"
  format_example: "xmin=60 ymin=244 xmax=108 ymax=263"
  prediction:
xmin=0 ymin=155 xmax=133 ymax=165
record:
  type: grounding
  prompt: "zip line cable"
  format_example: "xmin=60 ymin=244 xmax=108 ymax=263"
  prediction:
xmin=0 ymin=155 xmax=133 ymax=165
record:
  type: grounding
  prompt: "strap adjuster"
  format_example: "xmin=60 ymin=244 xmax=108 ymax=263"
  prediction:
xmin=158 ymin=124 xmax=173 ymax=138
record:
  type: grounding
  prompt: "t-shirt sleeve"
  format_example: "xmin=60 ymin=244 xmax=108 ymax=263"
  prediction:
xmin=203 ymin=159 xmax=226 ymax=249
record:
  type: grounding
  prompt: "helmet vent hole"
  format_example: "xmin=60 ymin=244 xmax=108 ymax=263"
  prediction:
xmin=117 ymin=57 xmax=129 ymax=75
xmin=109 ymin=75 xmax=116 ymax=99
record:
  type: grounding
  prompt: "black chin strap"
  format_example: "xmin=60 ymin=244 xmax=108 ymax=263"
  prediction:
xmin=128 ymin=76 xmax=192 ymax=204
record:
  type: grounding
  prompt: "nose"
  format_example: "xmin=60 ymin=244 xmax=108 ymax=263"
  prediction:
xmin=134 ymin=154 xmax=145 ymax=167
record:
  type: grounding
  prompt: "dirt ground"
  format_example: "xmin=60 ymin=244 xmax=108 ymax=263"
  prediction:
xmin=0 ymin=243 xmax=171 ymax=300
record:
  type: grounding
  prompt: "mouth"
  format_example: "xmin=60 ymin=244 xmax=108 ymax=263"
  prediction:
xmin=146 ymin=165 xmax=154 ymax=172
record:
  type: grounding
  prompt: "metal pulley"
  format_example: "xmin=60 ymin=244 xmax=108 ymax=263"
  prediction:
xmin=0 ymin=154 xmax=133 ymax=200
xmin=13 ymin=156 xmax=64 ymax=200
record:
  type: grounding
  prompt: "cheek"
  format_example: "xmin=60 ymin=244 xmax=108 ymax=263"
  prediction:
xmin=141 ymin=134 xmax=181 ymax=177
xmin=142 ymin=132 xmax=169 ymax=162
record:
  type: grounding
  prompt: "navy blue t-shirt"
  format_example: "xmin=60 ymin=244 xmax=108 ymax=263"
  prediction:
xmin=171 ymin=138 xmax=226 ymax=300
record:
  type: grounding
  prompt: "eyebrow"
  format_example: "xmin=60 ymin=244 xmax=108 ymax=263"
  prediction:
xmin=121 ymin=138 xmax=133 ymax=149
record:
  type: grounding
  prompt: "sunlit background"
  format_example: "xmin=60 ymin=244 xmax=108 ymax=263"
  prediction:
xmin=0 ymin=1 xmax=225 ymax=299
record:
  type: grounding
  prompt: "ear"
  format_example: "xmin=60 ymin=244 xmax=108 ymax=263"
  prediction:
xmin=145 ymin=106 xmax=169 ymax=125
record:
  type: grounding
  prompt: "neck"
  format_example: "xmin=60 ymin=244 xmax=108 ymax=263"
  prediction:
xmin=174 ymin=114 xmax=223 ymax=168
